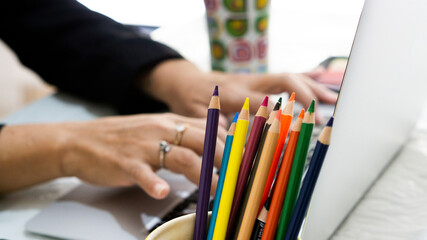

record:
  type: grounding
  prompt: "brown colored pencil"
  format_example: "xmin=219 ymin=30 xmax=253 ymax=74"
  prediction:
xmin=236 ymin=109 xmax=281 ymax=240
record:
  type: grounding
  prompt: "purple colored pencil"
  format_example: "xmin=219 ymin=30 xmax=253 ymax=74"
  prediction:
xmin=193 ymin=86 xmax=221 ymax=240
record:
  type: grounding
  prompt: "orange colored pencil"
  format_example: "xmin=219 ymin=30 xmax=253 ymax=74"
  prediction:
xmin=258 ymin=93 xmax=295 ymax=213
xmin=261 ymin=109 xmax=305 ymax=240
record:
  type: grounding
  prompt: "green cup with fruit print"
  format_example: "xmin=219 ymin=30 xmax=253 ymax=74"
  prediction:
xmin=204 ymin=0 xmax=269 ymax=73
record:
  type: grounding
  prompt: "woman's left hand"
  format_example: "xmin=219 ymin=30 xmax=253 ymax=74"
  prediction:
xmin=142 ymin=59 xmax=337 ymax=122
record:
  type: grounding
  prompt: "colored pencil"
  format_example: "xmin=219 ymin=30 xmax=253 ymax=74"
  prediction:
xmin=207 ymin=112 xmax=239 ymax=240
xmin=193 ymin=86 xmax=221 ymax=240
xmin=236 ymin=109 xmax=281 ymax=240
xmin=261 ymin=109 xmax=305 ymax=240
xmin=212 ymin=98 xmax=250 ymax=240
xmin=284 ymin=117 xmax=333 ymax=240
xmin=275 ymin=100 xmax=316 ymax=240
xmin=258 ymin=93 xmax=295 ymax=213
xmin=225 ymin=97 xmax=268 ymax=237
xmin=228 ymin=98 xmax=281 ymax=240
xmin=251 ymin=196 xmax=272 ymax=240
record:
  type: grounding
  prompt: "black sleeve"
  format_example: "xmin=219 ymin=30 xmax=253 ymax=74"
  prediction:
xmin=0 ymin=0 xmax=183 ymax=114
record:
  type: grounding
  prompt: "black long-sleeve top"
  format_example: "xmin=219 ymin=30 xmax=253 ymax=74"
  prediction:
xmin=0 ymin=0 xmax=183 ymax=114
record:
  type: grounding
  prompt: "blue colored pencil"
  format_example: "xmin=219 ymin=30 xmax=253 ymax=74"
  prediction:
xmin=193 ymin=86 xmax=221 ymax=240
xmin=284 ymin=117 xmax=334 ymax=240
xmin=207 ymin=112 xmax=239 ymax=240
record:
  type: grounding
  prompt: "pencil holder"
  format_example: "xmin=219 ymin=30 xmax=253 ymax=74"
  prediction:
xmin=204 ymin=0 xmax=270 ymax=73
xmin=146 ymin=212 xmax=211 ymax=240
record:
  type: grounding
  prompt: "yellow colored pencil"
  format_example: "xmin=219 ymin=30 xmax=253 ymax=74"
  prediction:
xmin=236 ymin=109 xmax=281 ymax=240
xmin=212 ymin=98 xmax=250 ymax=240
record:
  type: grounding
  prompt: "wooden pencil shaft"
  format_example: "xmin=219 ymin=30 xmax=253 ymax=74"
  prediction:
xmin=236 ymin=119 xmax=280 ymax=240
xmin=256 ymin=105 xmax=269 ymax=118
xmin=209 ymin=96 xmax=220 ymax=109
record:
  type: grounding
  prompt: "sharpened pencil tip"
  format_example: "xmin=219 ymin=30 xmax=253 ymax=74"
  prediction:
xmin=276 ymin=109 xmax=282 ymax=119
xmin=243 ymin=98 xmax=249 ymax=110
xmin=213 ymin=85 xmax=219 ymax=96
xmin=308 ymin=100 xmax=315 ymax=113
xmin=289 ymin=92 xmax=295 ymax=101
xmin=326 ymin=116 xmax=334 ymax=127
xmin=232 ymin=112 xmax=239 ymax=123
xmin=262 ymin=96 xmax=269 ymax=107
xmin=298 ymin=108 xmax=305 ymax=118
xmin=274 ymin=98 xmax=281 ymax=111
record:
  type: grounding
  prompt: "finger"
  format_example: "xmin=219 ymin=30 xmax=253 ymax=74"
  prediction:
xmin=126 ymin=162 xmax=170 ymax=199
xmin=247 ymin=92 xmax=269 ymax=115
xmin=303 ymin=66 xmax=326 ymax=79
xmin=222 ymin=87 xmax=266 ymax=115
xmin=168 ymin=114 xmax=207 ymax=130
xmin=171 ymin=115 xmax=228 ymax=142
xmin=178 ymin=126 xmax=225 ymax=169
xmin=315 ymin=111 xmax=325 ymax=125
xmin=219 ymin=113 xmax=228 ymax=129
xmin=211 ymin=171 xmax=219 ymax=196
xmin=301 ymin=77 xmax=338 ymax=104
xmin=165 ymin=146 xmax=219 ymax=196
xmin=163 ymin=146 xmax=202 ymax=187
xmin=163 ymin=114 xmax=227 ymax=147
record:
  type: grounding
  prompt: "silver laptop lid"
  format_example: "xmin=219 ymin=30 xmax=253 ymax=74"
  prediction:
xmin=304 ymin=0 xmax=427 ymax=239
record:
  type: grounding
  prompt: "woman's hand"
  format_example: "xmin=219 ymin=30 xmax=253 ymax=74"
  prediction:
xmin=143 ymin=59 xmax=337 ymax=121
xmin=0 ymin=113 xmax=226 ymax=199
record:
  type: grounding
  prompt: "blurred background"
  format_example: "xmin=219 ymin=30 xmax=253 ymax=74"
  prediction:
xmin=0 ymin=0 xmax=364 ymax=118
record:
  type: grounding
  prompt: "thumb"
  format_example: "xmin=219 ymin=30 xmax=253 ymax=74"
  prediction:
xmin=128 ymin=162 xmax=170 ymax=199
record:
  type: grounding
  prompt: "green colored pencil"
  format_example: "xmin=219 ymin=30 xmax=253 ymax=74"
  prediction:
xmin=275 ymin=100 xmax=315 ymax=240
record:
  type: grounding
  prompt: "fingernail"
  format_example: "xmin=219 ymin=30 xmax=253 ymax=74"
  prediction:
xmin=154 ymin=184 xmax=167 ymax=198
xmin=328 ymin=91 xmax=339 ymax=99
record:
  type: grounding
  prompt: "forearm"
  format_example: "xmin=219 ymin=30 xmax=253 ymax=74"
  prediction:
xmin=0 ymin=0 xmax=182 ymax=114
xmin=0 ymin=124 xmax=67 ymax=193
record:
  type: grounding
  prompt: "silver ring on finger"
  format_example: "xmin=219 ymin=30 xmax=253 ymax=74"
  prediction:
xmin=159 ymin=140 xmax=172 ymax=169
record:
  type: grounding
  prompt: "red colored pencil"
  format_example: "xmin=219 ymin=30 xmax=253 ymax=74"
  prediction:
xmin=258 ymin=93 xmax=295 ymax=213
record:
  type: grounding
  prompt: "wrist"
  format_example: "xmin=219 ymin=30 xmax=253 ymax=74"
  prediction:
xmin=140 ymin=59 xmax=203 ymax=105
xmin=0 ymin=124 xmax=70 ymax=192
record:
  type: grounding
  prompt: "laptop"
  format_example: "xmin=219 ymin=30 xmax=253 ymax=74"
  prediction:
xmin=25 ymin=0 xmax=427 ymax=239
xmin=303 ymin=0 xmax=427 ymax=239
